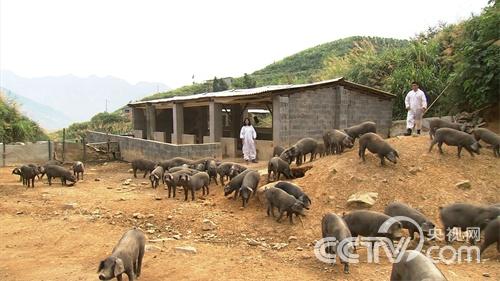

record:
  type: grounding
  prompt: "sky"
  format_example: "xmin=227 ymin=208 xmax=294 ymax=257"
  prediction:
xmin=0 ymin=0 xmax=490 ymax=88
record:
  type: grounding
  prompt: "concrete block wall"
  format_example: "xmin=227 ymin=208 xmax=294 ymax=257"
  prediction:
xmin=284 ymin=87 xmax=337 ymax=145
xmin=343 ymin=89 xmax=393 ymax=137
xmin=2 ymin=142 xmax=51 ymax=166
xmin=86 ymin=131 xmax=221 ymax=162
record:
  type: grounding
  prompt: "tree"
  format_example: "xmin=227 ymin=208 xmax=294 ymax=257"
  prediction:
xmin=242 ymin=73 xmax=256 ymax=88
xmin=212 ymin=76 xmax=229 ymax=92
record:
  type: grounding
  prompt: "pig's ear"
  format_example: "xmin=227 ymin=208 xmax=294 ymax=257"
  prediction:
xmin=97 ymin=260 xmax=104 ymax=272
xmin=114 ymin=258 xmax=125 ymax=276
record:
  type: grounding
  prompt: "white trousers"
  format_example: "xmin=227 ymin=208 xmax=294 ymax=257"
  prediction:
xmin=406 ymin=109 xmax=424 ymax=130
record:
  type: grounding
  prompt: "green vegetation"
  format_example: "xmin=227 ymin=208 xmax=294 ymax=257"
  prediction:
xmin=0 ymin=93 xmax=48 ymax=143
xmin=51 ymin=112 xmax=131 ymax=140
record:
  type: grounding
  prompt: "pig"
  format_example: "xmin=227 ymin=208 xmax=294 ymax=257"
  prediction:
xmin=324 ymin=129 xmax=354 ymax=155
xmin=428 ymin=118 xmax=469 ymax=140
xmin=265 ymin=187 xmax=306 ymax=224
xmin=149 ymin=165 xmax=164 ymax=189
xmin=178 ymin=172 xmax=210 ymax=201
xmin=20 ymin=165 xmax=38 ymax=188
xmin=131 ymin=159 xmax=156 ymax=178
xmin=272 ymin=146 xmax=285 ymax=157
xmin=164 ymin=169 xmax=198 ymax=198
xmin=439 ymin=203 xmax=500 ymax=243
xmin=267 ymin=157 xmax=294 ymax=182
xmin=312 ymin=142 xmax=326 ymax=160
xmin=168 ymin=166 xmax=199 ymax=174
xmin=12 ymin=167 xmax=23 ymax=182
xmin=239 ymin=170 xmax=260 ymax=207
xmin=429 ymin=128 xmax=480 ymax=158
xmin=343 ymin=210 xmax=403 ymax=241
xmin=44 ymin=164 xmax=77 ymax=186
xmin=98 ymin=228 xmax=145 ymax=281
xmin=72 ymin=161 xmax=85 ymax=180
xmin=358 ymin=133 xmax=399 ymax=165
xmin=158 ymin=157 xmax=195 ymax=170
xmin=228 ymin=163 xmax=248 ymax=179
xmin=384 ymin=202 xmax=435 ymax=240
xmin=216 ymin=162 xmax=237 ymax=185
xmin=205 ymin=159 xmax=219 ymax=185
xmin=472 ymin=128 xmax=500 ymax=157
xmin=256 ymin=182 xmax=277 ymax=204
xmin=321 ymin=213 xmax=354 ymax=274
xmin=390 ymin=250 xmax=447 ymax=281
xmin=344 ymin=121 xmax=377 ymax=141
xmin=280 ymin=138 xmax=318 ymax=166
xmin=274 ymin=181 xmax=311 ymax=209
xmin=480 ymin=217 xmax=500 ymax=256
xmin=224 ymin=169 xmax=252 ymax=198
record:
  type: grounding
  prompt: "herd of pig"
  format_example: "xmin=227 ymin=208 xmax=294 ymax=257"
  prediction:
xmin=9 ymin=119 xmax=500 ymax=281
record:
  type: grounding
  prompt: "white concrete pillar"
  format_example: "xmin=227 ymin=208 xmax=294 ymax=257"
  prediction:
xmin=209 ymin=101 xmax=222 ymax=142
xmin=172 ymin=103 xmax=184 ymax=144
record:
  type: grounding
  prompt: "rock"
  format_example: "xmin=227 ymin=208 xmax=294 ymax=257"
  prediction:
xmin=381 ymin=178 xmax=388 ymax=183
xmin=482 ymin=273 xmax=490 ymax=277
xmin=92 ymin=209 xmax=101 ymax=215
xmin=103 ymin=162 xmax=108 ymax=166
xmin=167 ymin=215 xmax=173 ymax=220
xmin=154 ymin=196 xmax=162 ymax=200
xmin=123 ymin=179 xmax=132 ymax=185
xmin=288 ymin=236 xmax=298 ymax=242
xmin=145 ymin=245 xmax=162 ymax=252
xmin=247 ymin=239 xmax=260 ymax=246
xmin=133 ymin=212 xmax=144 ymax=219
xmin=409 ymin=167 xmax=422 ymax=175
xmin=347 ymin=191 xmax=378 ymax=206
xmin=327 ymin=195 xmax=335 ymax=202
xmin=106 ymin=186 xmax=113 ymax=189
xmin=16 ymin=211 xmax=23 ymax=215
xmin=128 ymin=169 xmax=134 ymax=173
xmin=349 ymin=176 xmax=363 ymax=182
xmin=146 ymin=229 xmax=155 ymax=234
xmin=173 ymin=234 xmax=181 ymax=240
xmin=202 ymin=219 xmax=217 ymax=231
xmin=330 ymin=168 xmax=337 ymax=175
xmin=146 ymin=223 xmax=154 ymax=228
xmin=62 ymin=203 xmax=78 ymax=210
xmin=296 ymin=247 xmax=303 ymax=251
xmin=141 ymin=182 xmax=149 ymax=186
xmin=271 ymin=243 xmax=288 ymax=250
xmin=174 ymin=246 xmax=197 ymax=254
xmin=94 ymin=178 xmax=101 ymax=182
xmin=455 ymin=180 xmax=471 ymax=189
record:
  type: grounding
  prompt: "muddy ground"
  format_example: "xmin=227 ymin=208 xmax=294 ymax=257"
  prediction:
xmin=0 ymin=135 xmax=499 ymax=281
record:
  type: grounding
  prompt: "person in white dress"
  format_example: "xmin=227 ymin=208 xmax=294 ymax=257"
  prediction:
xmin=240 ymin=117 xmax=257 ymax=163
xmin=404 ymin=81 xmax=428 ymax=136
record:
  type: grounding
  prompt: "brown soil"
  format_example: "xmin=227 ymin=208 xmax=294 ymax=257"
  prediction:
xmin=0 ymin=135 xmax=499 ymax=281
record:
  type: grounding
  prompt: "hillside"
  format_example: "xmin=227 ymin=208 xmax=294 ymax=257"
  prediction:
xmin=2 ymin=88 xmax=74 ymax=131
xmin=0 ymin=92 xmax=48 ymax=143
xmin=141 ymin=36 xmax=407 ymax=102
xmin=0 ymin=70 xmax=169 ymax=125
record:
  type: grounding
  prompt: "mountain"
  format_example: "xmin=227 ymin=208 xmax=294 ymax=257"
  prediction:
xmin=1 ymin=88 xmax=74 ymax=131
xmin=142 ymin=36 xmax=408 ymax=101
xmin=0 ymin=70 xmax=169 ymax=125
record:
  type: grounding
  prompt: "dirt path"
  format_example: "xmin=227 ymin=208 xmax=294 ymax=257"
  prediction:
xmin=0 ymin=135 xmax=499 ymax=280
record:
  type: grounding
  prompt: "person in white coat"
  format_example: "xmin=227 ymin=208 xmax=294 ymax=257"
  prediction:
xmin=404 ymin=81 xmax=427 ymax=136
xmin=240 ymin=117 xmax=257 ymax=163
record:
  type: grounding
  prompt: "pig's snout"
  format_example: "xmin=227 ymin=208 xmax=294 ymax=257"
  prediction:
xmin=98 ymin=274 xmax=106 ymax=280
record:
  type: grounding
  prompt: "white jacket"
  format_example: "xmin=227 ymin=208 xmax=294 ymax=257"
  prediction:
xmin=405 ymin=89 xmax=427 ymax=112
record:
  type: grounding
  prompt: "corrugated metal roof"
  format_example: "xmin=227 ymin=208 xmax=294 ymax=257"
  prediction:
xmin=129 ymin=77 xmax=393 ymax=107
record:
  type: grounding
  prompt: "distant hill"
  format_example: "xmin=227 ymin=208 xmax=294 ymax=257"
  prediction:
xmin=2 ymin=88 xmax=74 ymax=131
xmin=141 ymin=36 xmax=408 ymax=101
xmin=0 ymin=70 xmax=170 ymax=126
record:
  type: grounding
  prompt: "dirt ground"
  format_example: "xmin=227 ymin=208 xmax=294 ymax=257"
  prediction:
xmin=0 ymin=135 xmax=499 ymax=281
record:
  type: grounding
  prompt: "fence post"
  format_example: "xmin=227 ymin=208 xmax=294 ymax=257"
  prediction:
xmin=62 ymin=128 xmax=66 ymax=162
xmin=48 ymin=140 xmax=52 ymax=160
xmin=2 ymin=142 xmax=5 ymax=167
xmin=82 ymin=137 xmax=87 ymax=162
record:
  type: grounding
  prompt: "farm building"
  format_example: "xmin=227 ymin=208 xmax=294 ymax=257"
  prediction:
xmin=126 ymin=77 xmax=394 ymax=160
